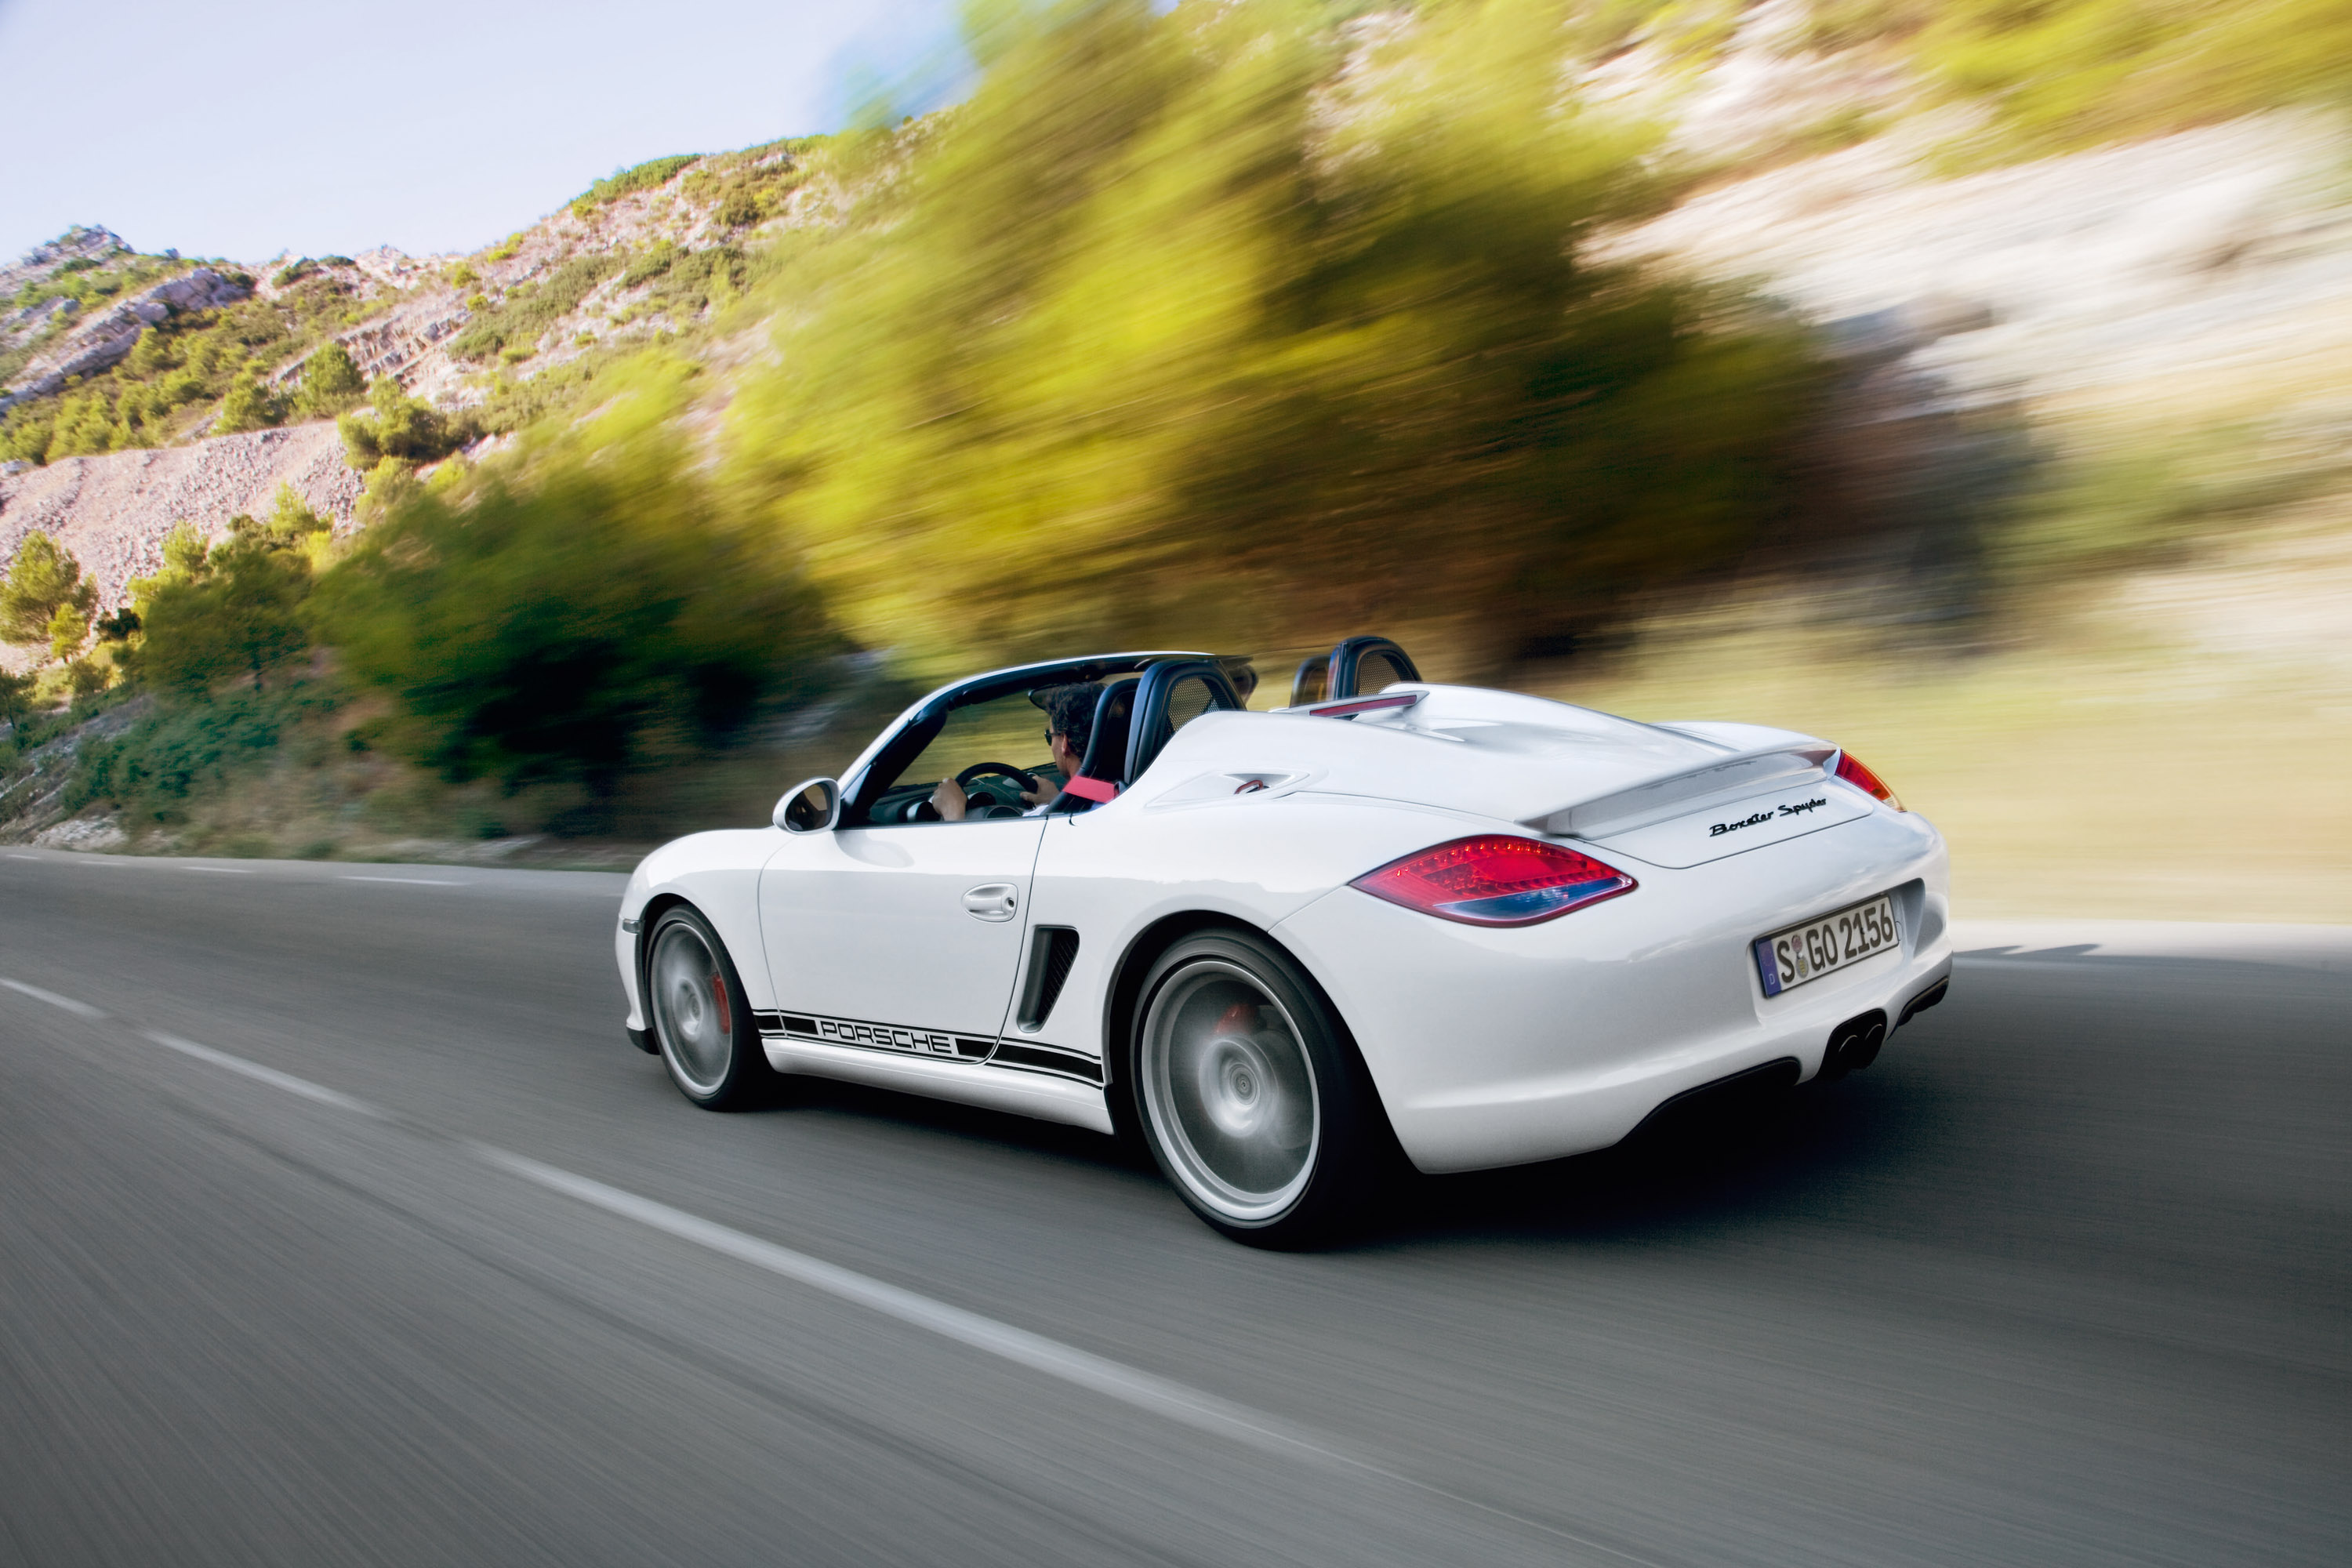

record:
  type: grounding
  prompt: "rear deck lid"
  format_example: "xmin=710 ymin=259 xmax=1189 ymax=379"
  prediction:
xmin=1583 ymin=777 xmax=1871 ymax=868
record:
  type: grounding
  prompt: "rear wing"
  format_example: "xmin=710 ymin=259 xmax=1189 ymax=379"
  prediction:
xmin=1527 ymin=745 xmax=1837 ymax=840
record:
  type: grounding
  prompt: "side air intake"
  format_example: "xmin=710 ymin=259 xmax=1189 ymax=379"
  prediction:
xmin=1016 ymin=927 xmax=1082 ymax=1029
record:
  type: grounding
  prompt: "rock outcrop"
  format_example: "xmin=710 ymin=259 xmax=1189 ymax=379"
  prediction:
xmin=0 ymin=267 xmax=253 ymax=412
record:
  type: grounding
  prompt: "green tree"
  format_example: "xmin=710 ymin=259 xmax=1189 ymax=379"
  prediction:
xmin=140 ymin=536 xmax=312 ymax=696
xmin=297 ymin=342 xmax=365 ymax=416
xmin=2 ymin=532 xmax=97 ymax=645
xmin=128 ymin=521 xmax=214 ymax=618
xmin=216 ymin=368 xmax=284 ymax=433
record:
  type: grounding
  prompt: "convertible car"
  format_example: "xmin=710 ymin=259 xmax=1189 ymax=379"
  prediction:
xmin=615 ymin=637 xmax=1952 ymax=1245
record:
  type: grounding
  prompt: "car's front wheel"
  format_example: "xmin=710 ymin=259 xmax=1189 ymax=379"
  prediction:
xmin=645 ymin=906 xmax=775 ymax=1109
xmin=1130 ymin=929 xmax=1385 ymax=1247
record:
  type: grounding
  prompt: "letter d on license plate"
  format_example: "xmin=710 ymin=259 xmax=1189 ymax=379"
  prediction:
xmin=1755 ymin=895 xmax=1900 ymax=997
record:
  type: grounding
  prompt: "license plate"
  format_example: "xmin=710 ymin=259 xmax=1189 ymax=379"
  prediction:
xmin=1754 ymin=895 xmax=1900 ymax=997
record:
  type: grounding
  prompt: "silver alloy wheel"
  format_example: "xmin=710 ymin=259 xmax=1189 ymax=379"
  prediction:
xmin=1138 ymin=959 xmax=1320 ymax=1223
xmin=651 ymin=922 xmax=732 ymax=1094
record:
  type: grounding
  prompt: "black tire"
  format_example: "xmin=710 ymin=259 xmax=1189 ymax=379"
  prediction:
xmin=1127 ymin=928 xmax=1385 ymax=1247
xmin=644 ymin=906 xmax=777 ymax=1110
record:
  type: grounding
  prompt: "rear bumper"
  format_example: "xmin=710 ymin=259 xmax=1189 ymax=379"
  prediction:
xmin=1272 ymin=808 xmax=1951 ymax=1174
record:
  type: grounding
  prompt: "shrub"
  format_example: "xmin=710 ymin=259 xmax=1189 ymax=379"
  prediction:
xmin=46 ymin=600 xmax=91 ymax=662
xmin=339 ymin=376 xmax=470 ymax=467
xmin=297 ymin=342 xmax=365 ymax=415
xmin=445 ymin=253 xmax=623 ymax=362
xmin=215 ymin=368 xmax=284 ymax=433
xmin=64 ymin=681 xmax=339 ymax=820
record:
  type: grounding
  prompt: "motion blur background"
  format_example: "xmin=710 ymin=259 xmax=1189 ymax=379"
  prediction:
xmin=3 ymin=0 xmax=2348 ymax=920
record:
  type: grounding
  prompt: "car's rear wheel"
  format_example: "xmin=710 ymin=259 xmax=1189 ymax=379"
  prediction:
xmin=1130 ymin=929 xmax=1382 ymax=1247
xmin=646 ymin=906 xmax=775 ymax=1109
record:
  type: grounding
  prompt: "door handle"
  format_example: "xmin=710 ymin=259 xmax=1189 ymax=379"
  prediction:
xmin=963 ymin=883 xmax=1018 ymax=921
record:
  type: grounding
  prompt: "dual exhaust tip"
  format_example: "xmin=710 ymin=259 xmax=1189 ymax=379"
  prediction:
xmin=1820 ymin=1009 xmax=1887 ymax=1080
xmin=1820 ymin=975 xmax=1949 ymax=1082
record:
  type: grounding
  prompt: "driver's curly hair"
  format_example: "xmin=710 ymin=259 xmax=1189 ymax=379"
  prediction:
xmin=1038 ymin=682 xmax=1100 ymax=764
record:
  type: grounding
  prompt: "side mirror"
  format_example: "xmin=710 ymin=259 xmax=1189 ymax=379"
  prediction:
xmin=775 ymin=778 xmax=840 ymax=833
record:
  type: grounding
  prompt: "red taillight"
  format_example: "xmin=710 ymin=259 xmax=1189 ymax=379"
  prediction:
xmin=1351 ymin=835 xmax=1635 ymax=927
xmin=1834 ymin=751 xmax=1904 ymax=811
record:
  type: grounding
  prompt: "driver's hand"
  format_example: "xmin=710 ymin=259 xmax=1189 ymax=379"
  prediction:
xmin=1018 ymin=773 xmax=1054 ymax=807
xmin=930 ymin=778 xmax=967 ymax=822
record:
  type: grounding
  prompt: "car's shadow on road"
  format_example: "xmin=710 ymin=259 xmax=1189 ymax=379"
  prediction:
xmin=735 ymin=1040 xmax=1968 ymax=1253
xmin=1380 ymin=1065 xmax=1951 ymax=1250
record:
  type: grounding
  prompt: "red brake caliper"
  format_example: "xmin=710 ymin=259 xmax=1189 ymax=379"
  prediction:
xmin=708 ymin=973 xmax=732 ymax=1035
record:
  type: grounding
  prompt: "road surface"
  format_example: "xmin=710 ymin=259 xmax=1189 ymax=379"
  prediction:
xmin=2 ymin=850 xmax=2343 ymax=1566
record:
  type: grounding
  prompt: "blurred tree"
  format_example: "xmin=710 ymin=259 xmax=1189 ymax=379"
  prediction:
xmin=2 ymin=532 xmax=97 ymax=648
xmin=313 ymin=372 xmax=831 ymax=800
xmin=728 ymin=0 xmax=1824 ymax=673
xmin=67 ymin=656 xmax=110 ymax=702
xmin=352 ymin=457 xmax=421 ymax=527
xmin=0 ymin=668 xmax=30 ymax=732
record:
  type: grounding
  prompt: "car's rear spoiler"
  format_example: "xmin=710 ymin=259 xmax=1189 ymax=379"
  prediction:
xmin=1526 ymin=744 xmax=1838 ymax=840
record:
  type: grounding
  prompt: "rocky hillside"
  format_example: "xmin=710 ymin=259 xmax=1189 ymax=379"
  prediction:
xmin=0 ymin=141 xmax=851 ymax=640
xmin=0 ymin=426 xmax=359 ymax=632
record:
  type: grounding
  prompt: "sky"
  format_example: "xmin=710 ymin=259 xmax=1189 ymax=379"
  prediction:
xmin=0 ymin=0 xmax=967 ymax=265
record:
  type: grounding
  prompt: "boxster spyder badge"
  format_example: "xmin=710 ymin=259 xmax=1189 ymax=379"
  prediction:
xmin=615 ymin=637 xmax=1953 ymax=1246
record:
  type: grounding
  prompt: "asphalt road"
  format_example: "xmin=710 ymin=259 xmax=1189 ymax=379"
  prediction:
xmin=1 ymin=851 xmax=2344 ymax=1568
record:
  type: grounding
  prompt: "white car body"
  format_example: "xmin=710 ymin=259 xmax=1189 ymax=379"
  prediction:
xmin=615 ymin=655 xmax=1952 ymax=1177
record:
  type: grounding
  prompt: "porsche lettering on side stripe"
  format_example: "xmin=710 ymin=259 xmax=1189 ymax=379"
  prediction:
xmin=755 ymin=1010 xmax=991 ymax=1060
xmin=750 ymin=1009 xmax=1105 ymax=1086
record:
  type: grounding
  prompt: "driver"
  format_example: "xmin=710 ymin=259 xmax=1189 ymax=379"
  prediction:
xmin=928 ymin=682 xmax=1100 ymax=822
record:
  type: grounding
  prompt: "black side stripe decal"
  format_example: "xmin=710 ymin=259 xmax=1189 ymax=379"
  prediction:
xmin=752 ymin=1008 xmax=1103 ymax=1084
xmin=989 ymin=1040 xmax=1105 ymax=1085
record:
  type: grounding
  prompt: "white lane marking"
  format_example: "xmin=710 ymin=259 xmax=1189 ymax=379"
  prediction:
xmin=143 ymin=1031 xmax=383 ymax=1116
xmin=6 ymin=852 xmax=40 ymax=860
xmin=343 ymin=876 xmax=469 ymax=887
xmin=185 ymin=866 xmax=256 ymax=875
xmin=65 ymin=1014 xmax=1646 ymax=1561
xmin=471 ymin=1146 xmax=1353 ymax=1468
xmin=2 ymin=978 xmax=108 ymax=1019
xmin=104 ymin=1023 xmax=1351 ymax=1469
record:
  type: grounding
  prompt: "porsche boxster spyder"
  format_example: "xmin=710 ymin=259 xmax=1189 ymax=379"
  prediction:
xmin=615 ymin=638 xmax=1951 ymax=1244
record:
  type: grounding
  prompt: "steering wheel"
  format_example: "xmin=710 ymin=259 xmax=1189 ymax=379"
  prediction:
xmin=953 ymin=760 xmax=1040 ymax=811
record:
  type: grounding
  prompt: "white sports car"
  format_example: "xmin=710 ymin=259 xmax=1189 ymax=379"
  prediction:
xmin=615 ymin=639 xmax=1952 ymax=1245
